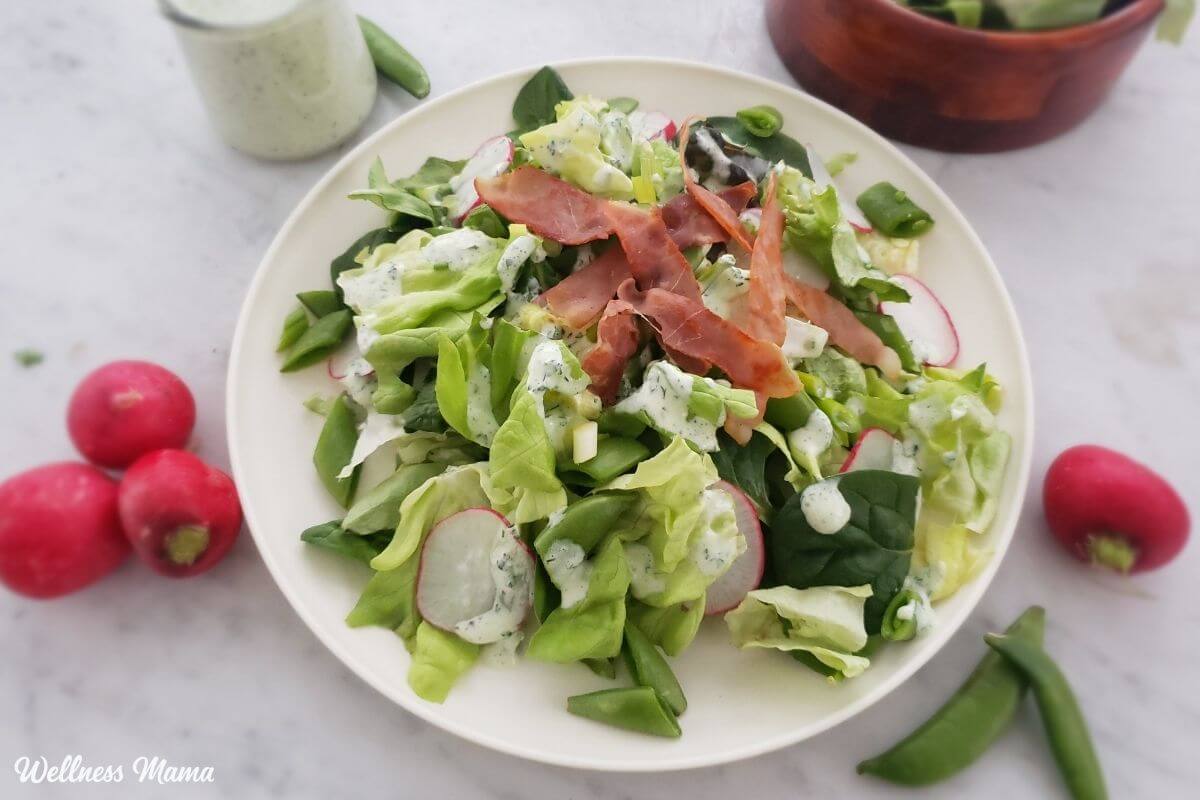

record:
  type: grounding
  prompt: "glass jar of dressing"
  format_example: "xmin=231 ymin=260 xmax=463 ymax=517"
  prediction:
xmin=161 ymin=0 xmax=377 ymax=160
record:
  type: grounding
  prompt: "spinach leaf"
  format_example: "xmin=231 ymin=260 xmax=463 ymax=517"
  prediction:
xmin=854 ymin=309 xmax=919 ymax=373
xmin=512 ymin=66 xmax=573 ymax=134
xmin=770 ymin=470 xmax=918 ymax=633
xmin=710 ymin=430 xmax=777 ymax=521
xmin=401 ymin=376 xmax=448 ymax=433
xmin=330 ymin=226 xmax=402 ymax=300
xmin=395 ymin=156 xmax=465 ymax=194
xmin=705 ymin=116 xmax=812 ymax=177
xmin=300 ymin=520 xmax=390 ymax=564
xmin=349 ymin=158 xmax=439 ymax=224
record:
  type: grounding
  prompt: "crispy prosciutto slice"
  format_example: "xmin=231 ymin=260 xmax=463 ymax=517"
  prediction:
xmin=734 ymin=173 xmax=787 ymax=345
xmin=678 ymin=120 xmax=756 ymax=254
xmin=606 ymin=202 xmax=703 ymax=302
xmin=617 ymin=280 xmax=799 ymax=399
xmin=580 ymin=300 xmax=641 ymax=405
xmin=661 ymin=181 xmax=757 ymax=249
xmin=784 ymin=276 xmax=903 ymax=378
xmin=539 ymin=246 xmax=631 ymax=329
xmin=474 ymin=167 xmax=612 ymax=245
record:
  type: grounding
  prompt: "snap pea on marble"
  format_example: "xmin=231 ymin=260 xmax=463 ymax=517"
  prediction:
xmin=985 ymin=633 xmax=1107 ymax=800
xmin=312 ymin=394 xmax=361 ymax=508
xmin=358 ymin=16 xmax=430 ymax=99
xmin=622 ymin=622 xmax=687 ymax=715
xmin=856 ymin=181 xmax=934 ymax=237
xmin=857 ymin=606 xmax=1046 ymax=786
xmin=566 ymin=686 xmax=682 ymax=738
xmin=280 ymin=308 xmax=352 ymax=372
xmin=276 ymin=306 xmax=309 ymax=352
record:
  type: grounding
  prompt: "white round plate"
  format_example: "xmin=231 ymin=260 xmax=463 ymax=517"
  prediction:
xmin=227 ymin=58 xmax=1033 ymax=771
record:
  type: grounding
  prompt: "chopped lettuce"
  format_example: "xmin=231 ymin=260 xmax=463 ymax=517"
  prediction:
xmin=485 ymin=387 xmax=567 ymax=523
xmin=519 ymin=96 xmax=635 ymax=198
xmin=725 ymin=585 xmax=873 ymax=679
xmin=615 ymin=360 xmax=757 ymax=452
xmin=407 ymin=621 xmax=480 ymax=703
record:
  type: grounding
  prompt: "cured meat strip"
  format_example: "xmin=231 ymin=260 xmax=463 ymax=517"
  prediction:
xmin=539 ymin=246 xmax=631 ymax=330
xmin=735 ymin=172 xmax=787 ymax=345
xmin=605 ymin=202 xmax=703 ymax=302
xmin=661 ymin=181 xmax=757 ymax=249
xmin=617 ymin=280 xmax=799 ymax=399
xmin=580 ymin=300 xmax=641 ymax=405
xmin=475 ymin=167 xmax=613 ymax=245
xmin=784 ymin=276 xmax=902 ymax=378
xmin=677 ymin=120 xmax=756 ymax=254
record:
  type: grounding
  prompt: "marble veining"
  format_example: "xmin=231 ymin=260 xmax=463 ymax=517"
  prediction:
xmin=1 ymin=1 xmax=1198 ymax=797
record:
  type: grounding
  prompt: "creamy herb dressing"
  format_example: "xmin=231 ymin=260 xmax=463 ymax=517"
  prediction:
xmin=420 ymin=229 xmax=499 ymax=271
xmin=525 ymin=340 xmax=587 ymax=399
xmin=693 ymin=127 xmax=736 ymax=184
xmin=738 ymin=208 xmax=762 ymax=236
xmin=781 ymin=317 xmax=828 ymax=363
xmin=338 ymin=357 xmax=376 ymax=408
xmin=496 ymin=235 xmax=539 ymax=295
xmin=615 ymin=361 xmax=720 ymax=451
xmin=690 ymin=488 xmax=741 ymax=576
xmin=892 ymin=437 xmax=921 ymax=476
xmin=599 ymin=111 xmax=635 ymax=173
xmin=465 ymin=365 xmax=499 ymax=446
xmin=788 ymin=408 xmax=834 ymax=465
xmin=164 ymin=0 xmax=377 ymax=159
xmin=338 ymin=409 xmax=405 ymax=479
xmin=699 ymin=255 xmax=750 ymax=319
xmin=799 ymin=478 xmax=852 ymax=534
xmin=542 ymin=539 xmax=591 ymax=609
xmin=338 ymin=257 xmax=407 ymax=316
xmin=624 ymin=542 xmax=667 ymax=598
xmin=479 ymin=631 xmax=523 ymax=667
xmin=454 ymin=525 xmax=533 ymax=645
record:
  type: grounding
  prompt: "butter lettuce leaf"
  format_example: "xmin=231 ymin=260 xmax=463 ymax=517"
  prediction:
xmin=369 ymin=463 xmax=491 ymax=571
xmin=407 ymin=621 xmax=479 ymax=703
xmin=485 ymin=387 xmax=567 ymax=524
xmin=526 ymin=536 xmax=631 ymax=662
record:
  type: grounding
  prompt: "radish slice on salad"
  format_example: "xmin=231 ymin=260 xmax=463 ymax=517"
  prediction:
xmin=630 ymin=110 xmax=676 ymax=142
xmin=841 ymin=428 xmax=899 ymax=473
xmin=704 ymin=481 xmax=765 ymax=616
xmin=416 ymin=508 xmax=534 ymax=643
xmin=805 ymin=145 xmax=872 ymax=232
xmin=879 ymin=274 xmax=959 ymax=367
xmin=445 ymin=136 xmax=515 ymax=223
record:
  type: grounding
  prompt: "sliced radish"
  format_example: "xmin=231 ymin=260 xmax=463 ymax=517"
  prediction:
xmin=630 ymin=110 xmax=676 ymax=142
xmin=840 ymin=428 xmax=898 ymax=473
xmin=879 ymin=274 xmax=959 ymax=367
xmin=782 ymin=247 xmax=831 ymax=291
xmin=704 ymin=481 xmax=765 ymax=616
xmin=805 ymin=145 xmax=872 ymax=232
xmin=416 ymin=508 xmax=534 ymax=644
xmin=445 ymin=136 xmax=514 ymax=223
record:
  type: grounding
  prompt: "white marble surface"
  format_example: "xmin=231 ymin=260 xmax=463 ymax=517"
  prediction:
xmin=2 ymin=1 xmax=1198 ymax=797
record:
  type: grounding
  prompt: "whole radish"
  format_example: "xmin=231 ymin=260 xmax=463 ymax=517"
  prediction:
xmin=1043 ymin=445 xmax=1189 ymax=573
xmin=68 ymin=360 xmax=196 ymax=468
xmin=118 ymin=450 xmax=242 ymax=577
xmin=0 ymin=462 xmax=130 ymax=598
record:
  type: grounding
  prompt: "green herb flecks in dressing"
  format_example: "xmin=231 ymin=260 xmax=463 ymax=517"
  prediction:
xmin=542 ymin=539 xmax=592 ymax=610
xmin=453 ymin=524 xmax=533 ymax=645
xmin=787 ymin=407 xmax=833 ymax=465
xmin=799 ymin=478 xmax=851 ymax=534
xmin=624 ymin=542 xmax=668 ymax=599
xmin=690 ymin=488 xmax=741 ymax=577
xmin=781 ymin=317 xmax=828 ymax=364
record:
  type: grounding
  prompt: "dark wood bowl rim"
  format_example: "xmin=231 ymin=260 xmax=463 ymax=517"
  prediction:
xmin=858 ymin=0 xmax=1164 ymax=48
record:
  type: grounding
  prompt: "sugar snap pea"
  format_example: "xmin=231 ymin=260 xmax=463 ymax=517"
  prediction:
xmin=533 ymin=493 xmax=636 ymax=557
xmin=280 ymin=309 xmax=352 ymax=372
xmin=985 ymin=633 xmax=1107 ymax=800
xmin=297 ymin=289 xmax=343 ymax=318
xmin=623 ymin=622 xmax=686 ymax=715
xmin=342 ymin=462 xmax=444 ymax=534
xmin=736 ymin=104 xmax=783 ymax=138
xmin=358 ymin=16 xmax=430 ymax=99
xmin=276 ymin=306 xmax=309 ymax=352
xmin=566 ymin=686 xmax=681 ymax=738
xmin=856 ymin=181 xmax=934 ymax=238
xmin=559 ymin=437 xmax=651 ymax=486
xmin=583 ymin=657 xmax=618 ymax=680
xmin=880 ymin=589 xmax=919 ymax=642
xmin=857 ymin=606 xmax=1045 ymax=786
xmin=313 ymin=394 xmax=361 ymax=508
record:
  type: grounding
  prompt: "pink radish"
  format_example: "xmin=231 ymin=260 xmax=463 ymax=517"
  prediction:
xmin=67 ymin=360 xmax=196 ymax=468
xmin=840 ymin=428 xmax=898 ymax=473
xmin=704 ymin=482 xmax=765 ymax=616
xmin=118 ymin=449 xmax=242 ymax=578
xmin=0 ymin=462 xmax=130 ymax=598
xmin=879 ymin=274 xmax=959 ymax=367
xmin=447 ymin=136 xmax=514 ymax=222
xmin=805 ymin=145 xmax=872 ymax=232
xmin=630 ymin=111 xmax=676 ymax=141
xmin=416 ymin=508 xmax=534 ymax=641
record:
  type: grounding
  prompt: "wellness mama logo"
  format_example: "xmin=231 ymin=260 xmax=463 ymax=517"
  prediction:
xmin=13 ymin=755 xmax=214 ymax=785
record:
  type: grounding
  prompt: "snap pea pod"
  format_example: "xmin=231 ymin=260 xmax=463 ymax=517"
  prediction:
xmin=358 ymin=16 xmax=430 ymax=99
xmin=343 ymin=462 xmax=445 ymax=534
xmin=280 ymin=309 xmax=352 ymax=372
xmin=276 ymin=306 xmax=309 ymax=352
xmin=566 ymin=686 xmax=681 ymax=738
xmin=559 ymin=437 xmax=651 ymax=486
xmin=313 ymin=394 xmax=361 ymax=508
xmin=856 ymin=181 xmax=934 ymax=238
xmin=534 ymin=493 xmax=636 ymax=557
xmin=880 ymin=589 xmax=919 ymax=642
xmin=622 ymin=622 xmax=686 ymax=715
xmin=857 ymin=606 xmax=1045 ymax=786
xmin=296 ymin=289 xmax=343 ymax=318
xmin=736 ymin=104 xmax=783 ymax=138
xmin=985 ymin=633 xmax=1107 ymax=800
xmin=583 ymin=657 xmax=618 ymax=680
xmin=765 ymin=389 xmax=819 ymax=430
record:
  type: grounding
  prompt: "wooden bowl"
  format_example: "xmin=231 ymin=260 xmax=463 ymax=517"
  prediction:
xmin=766 ymin=0 xmax=1164 ymax=152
